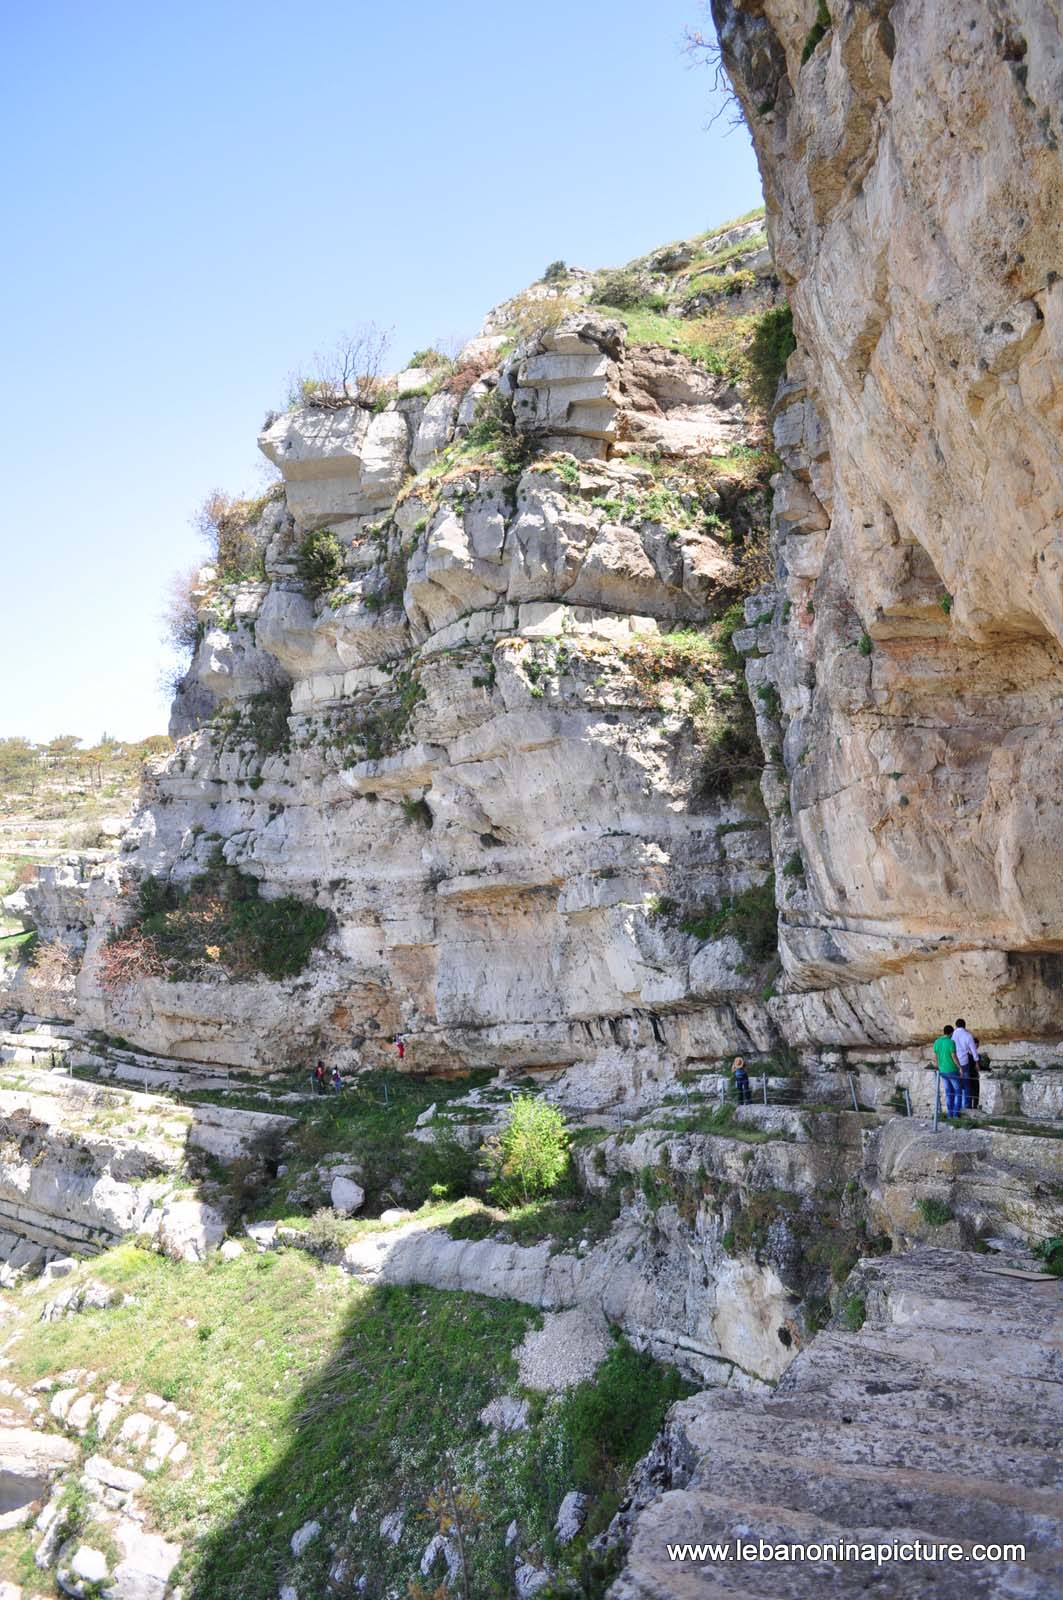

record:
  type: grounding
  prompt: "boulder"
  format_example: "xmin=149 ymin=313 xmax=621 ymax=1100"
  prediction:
xmin=330 ymin=1176 xmax=365 ymax=1216
xmin=0 ymin=1427 xmax=76 ymax=1529
xmin=157 ymin=1199 xmax=226 ymax=1263
xmin=378 ymin=1508 xmax=404 ymax=1544
xmin=70 ymin=1544 xmax=109 ymax=1586
xmin=554 ymin=1489 xmax=588 ymax=1545
xmin=514 ymin=1558 xmax=552 ymax=1597
xmin=109 ymin=1515 xmax=181 ymax=1600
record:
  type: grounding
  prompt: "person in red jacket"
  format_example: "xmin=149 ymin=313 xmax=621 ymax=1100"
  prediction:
xmin=395 ymin=1034 xmax=405 ymax=1061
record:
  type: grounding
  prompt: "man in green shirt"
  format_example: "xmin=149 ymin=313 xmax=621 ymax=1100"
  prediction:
xmin=932 ymin=1025 xmax=962 ymax=1118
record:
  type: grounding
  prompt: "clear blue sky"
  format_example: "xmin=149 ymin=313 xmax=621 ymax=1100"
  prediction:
xmin=2 ymin=0 xmax=760 ymax=743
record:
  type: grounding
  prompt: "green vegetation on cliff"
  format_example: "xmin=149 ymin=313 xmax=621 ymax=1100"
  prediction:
xmin=102 ymin=852 xmax=329 ymax=988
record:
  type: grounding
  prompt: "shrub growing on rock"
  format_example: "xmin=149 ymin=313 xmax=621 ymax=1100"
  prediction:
xmin=680 ymin=876 xmax=778 ymax=961
xmin=747 ymin=303 xmax=796 ymax=410
xmin=286 ymin=325 xmax=392 ymax=409
xmin=194 ymin=488 xmax=278 ymax=582
xmin=104 ymin=852 xmax=330 ymax=987
xmin=297 ymin=529 xmax=346 ymax=602
xmin=1034 ymin=1235 xmax=1063 ymax=1276
xmin=485 ymin=1094 xmax=570 ymax=1208
xmin=591 ymin=268 xmax=656 ymax=310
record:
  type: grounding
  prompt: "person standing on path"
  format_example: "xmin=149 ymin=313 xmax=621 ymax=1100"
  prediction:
xmin=953 ymin=1018 xmax=979 ymax=1111
xmin=932 ymin=1026 xmax=963 ymax=1119
xmin=732 ymin=1056 xmax=752 ymax=1105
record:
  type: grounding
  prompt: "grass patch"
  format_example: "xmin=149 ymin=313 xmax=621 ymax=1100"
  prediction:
xmin=802 ymin=0 xmax=832 ymax=62
xmin=745 ymin=304 xmax=794 ymax=410
xmin=839 ymin=1292 xmax=866 ymax=1332
xmin=1033 ymin=1235 xmax=1063 ymax=1276
xmin=5 ymin=1245 xmax=688 ymax=1599
xmin=953 ymin=1115 xmax=1063 ymax=1141
xmin=282 ymin=1069 xmax=490 ymax=1214
xmin=654 ymin=1102 xmax=783 ymax=1145
xmin=592 ymin=302 xmax=745 ymax=378
xmin=211 ymin=686 xmax=292 ymax=757
xmin=916 ymin=1196 xmax=954 ymax=1227
xmin=447 ymin=1180 xmax=624 ymax=1253
xmin=0 ymin=928 xmax=38 ymax=964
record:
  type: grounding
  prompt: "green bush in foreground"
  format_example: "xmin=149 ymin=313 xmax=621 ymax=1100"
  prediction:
xmin=487 ymin=1094 xmax=570 ymax=1208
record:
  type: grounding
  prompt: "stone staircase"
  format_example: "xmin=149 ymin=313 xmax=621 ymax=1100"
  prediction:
xmin=611 ymin=1248 xmax=1063 ymax=1598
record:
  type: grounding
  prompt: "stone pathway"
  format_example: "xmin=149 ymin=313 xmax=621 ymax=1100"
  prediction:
xmin=610 ymin=1247 xmax=1063 ymax=1598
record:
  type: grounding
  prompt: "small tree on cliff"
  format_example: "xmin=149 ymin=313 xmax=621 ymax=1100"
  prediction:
xmin=287 ymin=324 xmax=393 ymax=409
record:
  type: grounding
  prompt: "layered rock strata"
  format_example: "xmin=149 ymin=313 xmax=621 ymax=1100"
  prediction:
xmin=12 ymin=229 xmax=789 ymax=1087
xmin=713 ymin=0 xmax=1063 ymax=1050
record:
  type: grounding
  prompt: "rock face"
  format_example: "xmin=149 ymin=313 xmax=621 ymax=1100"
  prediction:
xmin=0 ymin=1037 xmax=290 ymax=1268
xmin=612 ymin=1247 xmax=1063 ymax=1598
xmin=9 ymin=225 xmax=789 ymax=1087
xmin=712 ymin=0 xmax=1063 ymax=1050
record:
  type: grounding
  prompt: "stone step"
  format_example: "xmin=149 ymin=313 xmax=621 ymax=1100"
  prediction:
xmin=670 ymin=1434 xmax=1061 ymax=1552
xmin=612 ymin=1249 xmax=1063 ymax=1599
xmin=684 ymin=1390 xmax=1063 ymax=1491
xmin=613 ymin=1486 xmax=1054 ymax=1599
xmin=0 ymin=1029 xmax=73 ymax=1064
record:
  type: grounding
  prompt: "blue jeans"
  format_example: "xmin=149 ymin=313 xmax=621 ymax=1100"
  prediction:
xmin=941 ymin=1073 xmax=963 ymax=1118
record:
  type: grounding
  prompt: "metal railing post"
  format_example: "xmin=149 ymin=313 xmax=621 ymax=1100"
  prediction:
xmin=903 ymin=1087 xmax=912 ymax=1118
xmin=848 ymin=1073 xmax=859 ymax=1113
xmin=933 ymin=1072 xmax=941 ymax=1132
xmin=762 ymin=1074 xmax=768 ymax=1105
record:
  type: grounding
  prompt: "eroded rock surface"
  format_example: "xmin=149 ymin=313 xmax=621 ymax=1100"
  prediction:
xmin=712 ymin=0 xmax=1063 ymax=1049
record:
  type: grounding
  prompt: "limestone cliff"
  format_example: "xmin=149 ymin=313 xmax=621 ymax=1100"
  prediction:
xmin=11 ymin=220 xmax=796 ymax=1094
xmin=713 ymin=0 xmax=1063 ymax=1055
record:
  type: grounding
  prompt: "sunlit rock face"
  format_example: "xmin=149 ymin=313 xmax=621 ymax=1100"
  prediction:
xmin=18 ymin=252 xmax=788 ymax=1078
xmin=715 ymin=0 xmax=1063 ymax=1044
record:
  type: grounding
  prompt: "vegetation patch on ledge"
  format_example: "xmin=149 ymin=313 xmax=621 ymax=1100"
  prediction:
xmin=679 ymin=875 xmax=778 ymax=961
xmin=100 ymin=850 xmax=329 ymax=989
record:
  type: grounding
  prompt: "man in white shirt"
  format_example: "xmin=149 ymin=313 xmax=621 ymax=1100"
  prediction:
xmin=953 ymin=1018 xmax=979 ymax=1111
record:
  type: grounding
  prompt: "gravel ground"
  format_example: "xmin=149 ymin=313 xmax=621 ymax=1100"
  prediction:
xmin=516 ymin=1306 xmax=610 ymax=1392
